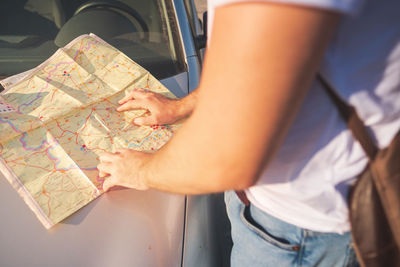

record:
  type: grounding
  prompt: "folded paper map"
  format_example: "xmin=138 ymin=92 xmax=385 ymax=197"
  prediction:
xmin=0 ymin=34 xmax=180 ymax=229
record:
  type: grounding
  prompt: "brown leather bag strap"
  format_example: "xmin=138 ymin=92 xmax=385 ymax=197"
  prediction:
xmin=317 ymin=74 xmax=378 ymax=160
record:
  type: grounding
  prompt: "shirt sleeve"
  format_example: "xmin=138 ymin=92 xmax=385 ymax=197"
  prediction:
xmin=209 ymin=0 xmax=365 ymax=15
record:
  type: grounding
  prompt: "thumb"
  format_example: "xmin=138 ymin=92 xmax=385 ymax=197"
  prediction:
xmin=134 ymin=116 xmax=157 ymax=126
xmin=103 ymin=176 xmax=117 ymax=192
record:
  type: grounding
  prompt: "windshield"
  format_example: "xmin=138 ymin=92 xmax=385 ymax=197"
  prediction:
xmin=0 ymin=0 xmax=186 ymax=80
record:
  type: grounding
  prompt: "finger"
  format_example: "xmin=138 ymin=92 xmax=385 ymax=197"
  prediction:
xmin=98 ymin=170 xmax=109 ymax=178
xmin=119 ymin=88 xmax=147 ymax=104
xmin=130 ymin=88 xmax=147 ymax=96
xmin=115 ymin=147 xmax=131 ymax=153
xmin=99 ymin=152 xmax=119 ymax=163
xmin=117 ymin=99 xmax=149 ymax=112
xmin=118 ymin=93 xmax=135 ymax=105
xmin=103 ymin=176 xmax=118 ymax=192
xmin=97 ymin=161 xmax=113 ymax=174
xmin=134 ymin=115 xmax=157 ymax=126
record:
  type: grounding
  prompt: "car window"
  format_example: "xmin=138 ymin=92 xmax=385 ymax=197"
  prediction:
xmin=0 ymin=0 xmax=186 ymax=80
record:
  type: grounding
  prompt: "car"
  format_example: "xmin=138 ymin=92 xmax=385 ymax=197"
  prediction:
xmin=0 ymin=0 xmax=231 ymax=266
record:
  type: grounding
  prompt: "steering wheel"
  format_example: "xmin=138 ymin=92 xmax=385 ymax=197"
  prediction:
xmin=74 ymin=0 xmax=149 ymax=41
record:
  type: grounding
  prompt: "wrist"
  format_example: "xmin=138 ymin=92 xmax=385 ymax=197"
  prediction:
xmin=173 ymin=92 xmax=198 ymax=120
xmin=137 ymin=152 xmax=154 ymax=190
xmin=173 ymin=98 xmax=190 ymax=119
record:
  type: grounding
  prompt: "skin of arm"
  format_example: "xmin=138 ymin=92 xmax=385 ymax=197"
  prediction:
xmin=117 ymin=88 xmax=199 ymax=125
xmin=97 ymin=2 xmax=340 ymax=194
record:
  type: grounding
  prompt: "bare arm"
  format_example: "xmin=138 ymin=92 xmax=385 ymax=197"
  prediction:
xmin=98 ymin=2 xmax=340 ymax=194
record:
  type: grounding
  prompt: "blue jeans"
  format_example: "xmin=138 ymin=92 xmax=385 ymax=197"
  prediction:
xmin=225 ymin=191 xmax=360 ymax=267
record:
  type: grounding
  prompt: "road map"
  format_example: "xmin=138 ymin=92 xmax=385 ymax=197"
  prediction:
xmin=0 ymin=34 xmax=180 ymax=229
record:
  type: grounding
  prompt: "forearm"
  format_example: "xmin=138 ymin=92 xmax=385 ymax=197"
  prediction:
xmin=173 ymin=89 xmax=199 ymax=120
xmin=144 ymin=105 xmax=260 ymax=194
xmin=139 ymin=3 xmax=340 ymax=194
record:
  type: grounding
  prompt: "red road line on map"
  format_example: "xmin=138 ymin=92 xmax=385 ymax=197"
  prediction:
xmin=68 ymin=75 xmax=84 ymax=91
xmin=75 ymin=109 xmax=94 ymax=144
xmin=85 ymin=146 xmax=107 ymax=153
xmin=57 ymin=174 xmax=94 ymax=193
xmin=26 ymin=76 xmax=34 ymax=89
xmin=54 ymin=119 xmax=77 ymax=138
xmin=79 ymin=39 xmax=99 ymax=57
xmin=2 ymin=146 xmax=47 ymax=163
xmin=80 ymin=109 xmax=94 ymax=133
xmin=5 ymin=160 xmax=53 ymax=172
xmin=16 ymin=61 xmax=74 ymax=112
xmin=43 ymin=192 xmax=52 ymax=217
xmin=45 ymin=147 xmax=59 ymax=170
xmin=50 ymin=89 xmax=58 ymax=102
xmin=34 ymin=191 xmax=52 ymax=218
xmin=23 ymin=148 xmax=49 ymax=160
xmin=63 ymin=173 xmax=92 ymax=193
xmin=51 ymin=185 xmax=93 ymax=193
xmin=73 ymin=39 xmax=85 ymax=60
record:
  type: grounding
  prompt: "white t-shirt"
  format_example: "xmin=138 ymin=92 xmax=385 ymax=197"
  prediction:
xmin=207 ymin=0 xmax=400 ymax=233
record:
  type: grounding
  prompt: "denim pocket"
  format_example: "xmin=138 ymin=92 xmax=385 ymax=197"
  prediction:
xmin=239 ymin=204 xmax=300 ymax=252
xmin=224 ymin=191 xmax=233 ymax=206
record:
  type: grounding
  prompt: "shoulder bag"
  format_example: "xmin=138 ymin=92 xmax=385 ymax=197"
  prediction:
xmin=318 ymin=74 xmax=400 ymax=267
